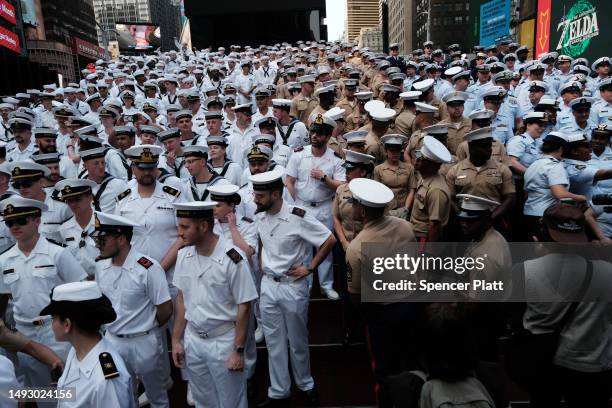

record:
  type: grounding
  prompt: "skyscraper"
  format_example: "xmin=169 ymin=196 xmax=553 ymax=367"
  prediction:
xmin=386 ymin=0 xmax=414 ymax=53
xmin=345 ymin=0 xmax=380 ymax=42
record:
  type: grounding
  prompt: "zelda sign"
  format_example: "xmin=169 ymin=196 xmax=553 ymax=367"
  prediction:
xmin=555 ymin=0 xmax=598 ymax=57
xmin=539 ymin=0 xmax=610 ymax=61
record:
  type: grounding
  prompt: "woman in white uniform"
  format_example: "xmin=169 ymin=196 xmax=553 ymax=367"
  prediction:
xmin=41 ymin=281 xmax=135 ymax=408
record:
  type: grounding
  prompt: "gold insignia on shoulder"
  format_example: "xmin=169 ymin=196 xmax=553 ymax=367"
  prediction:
xmin=99 ymin=352 xmax=119 ymax=380
xmin=116 ymin=189 xmax=131 ymax=201
xmin=226 ymin=248 xmax=243 ymax=264
xmin=162 ymin=185 xmax=180 ymax=197
xmin=94 ymin=213 xmax=101 ymax=228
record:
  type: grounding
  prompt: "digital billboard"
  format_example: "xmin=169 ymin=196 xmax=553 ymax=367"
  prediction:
xmin=115 ymin=23 xmax=161 ymax=50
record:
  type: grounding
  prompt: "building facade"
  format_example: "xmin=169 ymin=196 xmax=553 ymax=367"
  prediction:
xmin=93 ymin=0 xmax=181 ymax=52
xmin=386 ymin=0 xmax=414 ymax=54
xmin=414 ymin=0 xmax=470 ymax=50
xmin=345 ymin=0 xmax=380 ymax=42
xmin=357 ymin=25 xmax=383 ymax=53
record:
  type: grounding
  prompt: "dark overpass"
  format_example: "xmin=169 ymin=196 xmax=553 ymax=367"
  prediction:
xmin=184 ymin=0 xmax=327 ymax=49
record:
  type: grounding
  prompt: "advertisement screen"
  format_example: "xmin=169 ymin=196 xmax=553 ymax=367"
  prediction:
xmin=537 ymin=0 xmax=610 ymax=61
xmin=479 ymin=0 xmax=511 ymax=47
xmin=115 ymin=23 xmax=161 ymax=50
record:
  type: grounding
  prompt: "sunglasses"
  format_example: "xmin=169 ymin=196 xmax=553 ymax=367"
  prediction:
xmin=12 ymin=180 xmax=34 ymax=189
xmin=5 ymin=217 xmax=29 ymax=228
xmin=79 ymin=230 xmax=88 ymax=248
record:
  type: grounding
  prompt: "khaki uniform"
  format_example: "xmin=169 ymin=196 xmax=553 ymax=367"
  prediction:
xmin=405 ymin=130 xmax=425 ymax=163
xmin=346 ymin=109 xmax=367 ymax=131
xmin=394 ymin=109 xmax=416 ymax=137
xmin=345 ymin=216 xmax=416 ymax=294
xmin=430 ymin=97 xmax=449 ymax=122
xmin=373 ymin=161 xmax=417 ymax=210
xmin=365 ymin=131 xmax=386 ymax=164
xmin=410 ymin=174 xmax=451 ymax=237
xmin=441 ymin=117 xmax=472 ymax=155
xmin=372 ymin=80 xmax=386 ymax=100
xmin=336 ymin=97 xmax=358 ymax=118
xmin=439 ymin=154 xmax=459 ymax=177
xmin=307 ymin=105 xmax=328 ymax=127
xmin=276 ymin=83 xmax=292 ymax=99
xmin=455 ymin=140 xmax=509 ymax=165
xmin=328 ymin=135 xmax=347 ymax=157
xmin=386 ymin=99 xmax=403 ymax=115
xmin=445 ymin=158 xmax=515 ymax=202
xmin=332 ymin=183 xmax=362 ymax=242
xmin=290 ymin=94 xmax=319 ymax=124
xmin=0 ymin=319 xmax=29 ymax=352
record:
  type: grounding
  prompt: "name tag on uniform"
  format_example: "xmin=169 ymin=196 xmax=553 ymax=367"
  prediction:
xmin=457 ymin=175 xmax=467 ymax=179
xmin=3 ymin=269 xmax=14 ymax=275
xmin=157 ymin=206 xmax=173 ymax=210
xmin=34 ymin=265 xmax=54 ymax=268
xmin=65 ymin=237 xmax=75 ymax=242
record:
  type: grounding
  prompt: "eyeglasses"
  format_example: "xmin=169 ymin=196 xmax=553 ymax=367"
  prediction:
xmin=5 ymin=218 xmax=29 ymax=228
xmin=11 ymin=180 xmax=34 ymax=189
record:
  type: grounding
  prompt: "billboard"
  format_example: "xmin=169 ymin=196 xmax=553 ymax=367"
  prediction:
xmin=537 ymin=0 xmax=610 ymax=61
xmin=479 ymin=0 xmax=511 ymax=46
xmin=0 ymin=24 xmax=19 ymax=53
xmin=0 ymin=0 xmax=16 ymax=25
xmin=73 ymin=37 xmax=106 ymax=60
xmin=115 ymin=23 xmax=161 ymax=50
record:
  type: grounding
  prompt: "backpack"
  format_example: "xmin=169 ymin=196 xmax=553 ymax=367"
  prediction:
xmin=415 ymin=371 xmax=495 ymax=408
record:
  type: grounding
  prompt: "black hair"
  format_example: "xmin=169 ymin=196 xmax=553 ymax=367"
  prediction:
xmin=540 ymin=139 xmax=564 ymax=154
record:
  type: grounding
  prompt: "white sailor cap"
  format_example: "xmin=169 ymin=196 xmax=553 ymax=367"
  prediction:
xmin=55 ymin=178 xmax=97 ymax=201
xmin=526 ymin=63 xmax=546 ymax=73
xmin=93 ymin=211 xmax=140 ymax=235
xmin=565 ymin=132 xmax=589 ymax=144
xmin=113 ymin=125 xmax=136 ymax=136
xmin=382 ymin=83 xmax=401 ymax=93
xmin=15 ymin=93 xmax=30 ymax=99
xmin=369 ymin=107 xmax=396 ymax=122
xmin=442 ymin=91 xmax=469 ymax=104
xmin=380 ymin=134 xmax=408 ymax=146
xmin=523 ymin=111 xmax=547 ymax=122
xmin=314 ymin=84 xmax=335 ymax=96
xmin=183 ymin=145 xmax=209 ymax=157
xmin=253 ymin=116 xmax=278 ymax=129
xmin=309 ymin=112 xmax=337 ymax=129
xmin=414 ymin=102 xmax=438 ymax=114
xmin=355 ymin=91 xmax=373 ymax=101
xmin=444 ymin=66 xmax=463 ymax=77
xmin=205 ymin=135 xmax=228 ymax=147
xmin=232 ymin=103 xmax=253 ymax=114
xmin=324 ymin=107 xmax=345 ymax=121
xmin=344 ymin=130 xmax=368 ymax=144
xmin=536 ymin=97 xmax=561 ymax=111
xmin=0 ymin=196 xmax=48 ymax=220
xmin=31 ymin=152 xmax=62 ymax=165
xmin=8 ymin=160 xmax=51 ymax=180
xmin=559 ymin=81 xmax=583 ymax=95
xmin=124 ymin=144 xmax=162 ymax=168
xmin=456 ymin=194 xmax=500 ymax=218
xmin=364 ymin=100 xmax=385 ymax=113
xmin=252 ymin=133 xmax=276 ymax=145
xmin=207 ymin=184 xmax=241 ymax=204
xmin=32 ymin=127 xmax=57 ymax=138
xmin=80 ymin=147 xmax=108 ymax=161
xmin=464 ymin=126 xmax=494 ymax=143
xmin=247 ymin=145 xmax=273 ymax=161
xmin=7 ymin=117 xmax=32 ymax=130
xmin=481 ymin=86 xmax=507 ymax=100
xmin=174 ymin=110 xmax=193 ymax=121
xmin=591 ymin=57 xmax=611 ymax=72
xmin=173 ymin=201 xmax=218 ymax=218
xmin=272 ymin=98 xmax=292 ymax=108
xmin=46 ymin=281 xmax=104 ymax=303
xmin=140 ymin=125 xmax=160 ymax=135
xmin=420 ymin=136 xmax=451 ymax=163
xmin=400 ymin=91 xmax=422 ymax=101
xmin=342 ymin=150 xmax=375 ymax=169
xmin=412 ymin=78 xmax=434 ymax=92
xmin=348 ymin=178 xmax=394 ymax=208
xmin=0 ymin=102 xmax=14 ymax=110
xmin=298 ymin=75 xmax=316 ymax=84
xmin=249 ymin=168 xmax=285 ymax=191
xmin=569 ymin=96 xmax=594 ymax=109
xmin=528 ymin=80 xmax=549 ymax=92
xmin=423 ymin=124 xmax=448 ymax=135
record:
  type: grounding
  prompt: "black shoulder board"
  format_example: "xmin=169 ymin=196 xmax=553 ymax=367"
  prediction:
xmin=137 ymin=256 xmax=153 ymax=269
xmin=50 ymin=189 xmax=63 ymax=202
xmin=294 ymin=146 xmax=304 ymax=152
xmin=99 ymin=352 xmax=120 ymax=380
xmin=226 ymin=248 xmax=243 ymax=264
xmin=292 ymin=207 xmax=306 ymax=217
xmin=162 ymin=185 xmax=180 ymax=197
xmin=46 ymin=238 xmax=67 ymax=247
xmin=116 ymin=189 xmax=131 ymax=201
xmin=3 ymin=269 xmax=14 ymax=275
xmin=241 ymin=216 xmax=254 ymax=223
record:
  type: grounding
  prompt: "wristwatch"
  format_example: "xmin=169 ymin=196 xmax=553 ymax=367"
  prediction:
xmin=320 ymin=174 xmax=327 ymax=182
xmin=233 ymin=345 xmax=245 ymax=354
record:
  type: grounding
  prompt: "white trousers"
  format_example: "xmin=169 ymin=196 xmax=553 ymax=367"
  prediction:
xmin=260 ymin=275 xmax=314 ymax=399
xmin=16 ymin=321 xmax=70 ymax=408
xmin=106 ymin=329 xmax=169 ymax=408
xmin=298 ymin=200 xmax=334 ymax=292
xmin=184 ymin=325 xmax=248 ymax=408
